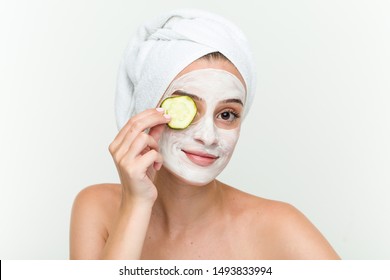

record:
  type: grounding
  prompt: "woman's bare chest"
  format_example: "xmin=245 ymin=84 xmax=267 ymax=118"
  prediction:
xmin=139 ymin=223 xmax=262 ymax=259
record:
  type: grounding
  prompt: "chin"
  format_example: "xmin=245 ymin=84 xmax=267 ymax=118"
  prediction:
xmin=175 ymin=172 xmax=216 ymax=187
xmin=164 ymin=165 xmax=218 ymax=187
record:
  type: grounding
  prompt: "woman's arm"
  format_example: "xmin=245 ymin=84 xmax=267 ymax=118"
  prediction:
xmin=100 ymin=196 xmax=154 ymax=259
xmin=69 ymin=184 xmax=154 ymax=260
xmin=70 ymin=108 xmax=170 ymax=259
xmin=69 ymin=185 xmax=111 ymax=259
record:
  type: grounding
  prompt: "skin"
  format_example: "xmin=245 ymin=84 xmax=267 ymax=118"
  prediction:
xmin=159 ymin=69 xmax=246 ymax=185
xmin=69 ymin=58 xmax=340 ymax=260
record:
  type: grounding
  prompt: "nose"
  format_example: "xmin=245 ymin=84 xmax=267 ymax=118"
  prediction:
xmin=193 ymin=117 xmax=219 ymax=146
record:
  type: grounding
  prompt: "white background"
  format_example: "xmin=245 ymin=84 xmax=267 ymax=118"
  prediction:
xmin=0 ymin=0 xmax=389 ymax=259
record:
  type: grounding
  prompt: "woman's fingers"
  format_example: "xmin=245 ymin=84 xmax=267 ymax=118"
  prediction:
xmin=108 ymin=107 xmax=169 ymax=200
xmin=118 ymin=148 xmax=163 ymax=180
xmin=137 ymin=149 xmax=164 ymax=173
xmin=107 ymin=108 xmax=170 ymax=205
xmin=116 ymin=133 xmax=160 ymax=175
xmin=109 ymin=108 xmax=170 ymax=159
xmin=125 ymin=133 xmax=159 ymax=160
xmin=115 ymin=109 xmax=162 ymax=142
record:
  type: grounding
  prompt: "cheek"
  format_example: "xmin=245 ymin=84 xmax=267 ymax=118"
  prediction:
xmin=159 ymin=127 xmax=191 ymax=151
xmin=163 ymin=121 xmax=202 ymax=144
xmin=160 ymin=124 xmax=240 ymax=155
xmin=217 ymin=128 xmax=240 ymax=154
xmin=160 ymin=129 xmax=177 ymax=148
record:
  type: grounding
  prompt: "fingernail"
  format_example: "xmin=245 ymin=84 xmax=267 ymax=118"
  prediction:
xmin=163 ymin=114 xmax=171 ymax=119
xmin=156 ymin=108 xmax=165 ymax=113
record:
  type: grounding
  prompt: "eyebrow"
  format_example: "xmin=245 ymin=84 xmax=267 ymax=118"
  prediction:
xmin=172 ymin=90 xmax=243 ymax=106
xmin=172 ymin=90 xmax=203 ymax=101
xmin=222 ymin=98 xmax=244 ymax=106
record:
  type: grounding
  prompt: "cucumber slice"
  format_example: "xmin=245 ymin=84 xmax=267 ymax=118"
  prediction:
xmin=160 ymin=96 xmax=197 ymax=129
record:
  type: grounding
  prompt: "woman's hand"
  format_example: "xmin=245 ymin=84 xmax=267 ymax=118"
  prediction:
xmin=109 ymin=108 xmax=170 ymax=206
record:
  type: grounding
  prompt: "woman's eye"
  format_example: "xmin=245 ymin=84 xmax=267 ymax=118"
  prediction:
xmin=217 ymin=110 xmax=240 ymax=122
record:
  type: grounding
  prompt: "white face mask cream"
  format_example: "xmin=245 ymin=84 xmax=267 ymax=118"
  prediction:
xmin=158 ymin=68 xmax=246 ymax=185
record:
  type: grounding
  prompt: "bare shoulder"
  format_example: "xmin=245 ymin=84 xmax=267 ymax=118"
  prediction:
xmin=73 ymin=183 xmax=121 ymax=210
xmin=220 ymin=183 xmax=340 ymax=259
xmin=70 ymin=183 xmax=121 ymax=259
xmin=265 ymin=200 xmax=340 ymax=259
xmin=71 ymin=183 xmax=122 ymax=230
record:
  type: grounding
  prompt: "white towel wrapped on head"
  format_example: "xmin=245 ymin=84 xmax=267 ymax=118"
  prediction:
xmin=115 ymin=9 xmax=256 ymax=130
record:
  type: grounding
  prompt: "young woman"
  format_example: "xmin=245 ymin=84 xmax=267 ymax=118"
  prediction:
xmin=70 ymin=9 xmax=339 ymax=260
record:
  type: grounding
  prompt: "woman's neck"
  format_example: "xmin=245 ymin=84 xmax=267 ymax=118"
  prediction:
xmin=152 ymin=166 xmax=223 ymax=235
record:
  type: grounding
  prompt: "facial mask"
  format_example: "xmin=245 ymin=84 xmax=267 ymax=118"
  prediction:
xmin=158 ymin=69 xmax=246 ymax=185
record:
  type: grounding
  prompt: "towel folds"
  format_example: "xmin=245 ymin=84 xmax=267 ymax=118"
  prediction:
xmin=115 ymin=9 xmax=256 ymax=130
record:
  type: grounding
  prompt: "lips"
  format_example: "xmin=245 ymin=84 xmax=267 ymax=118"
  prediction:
xmin=182 ymin=149 xmax=219 ymax=167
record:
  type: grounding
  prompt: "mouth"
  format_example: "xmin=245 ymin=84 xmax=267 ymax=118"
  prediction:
xmin=181 ymin=149 xmax=219 ymax=167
